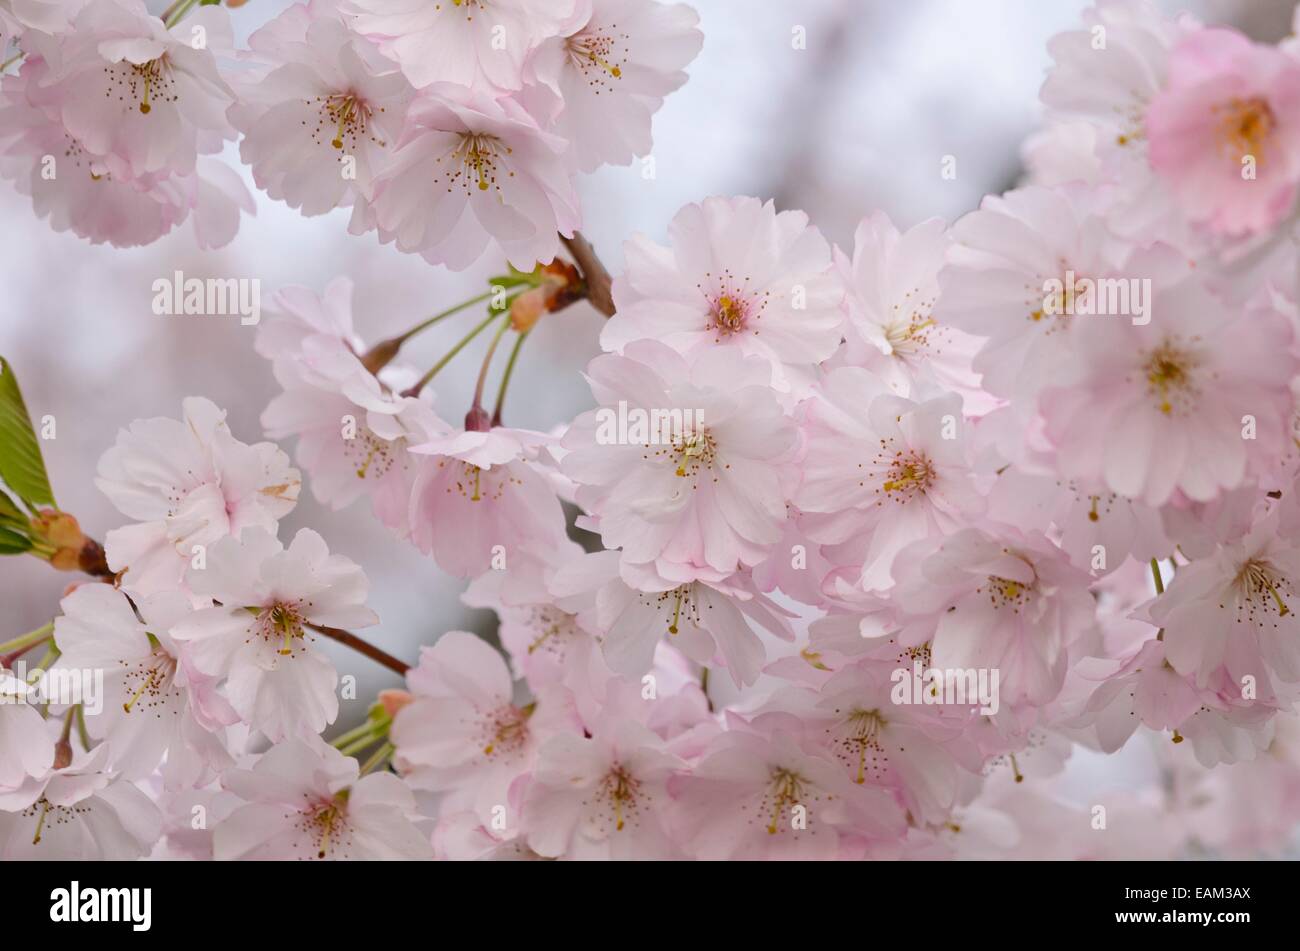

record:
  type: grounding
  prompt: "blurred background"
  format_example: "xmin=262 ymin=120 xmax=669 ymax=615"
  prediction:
xmin=1 ymin=0 xmax=1296 ymax=831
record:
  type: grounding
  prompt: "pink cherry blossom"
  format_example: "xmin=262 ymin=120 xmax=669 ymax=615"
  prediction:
xmin=407 ymin=424 xmax=569 ymax=579
xmin=0 ymin=668 xmax=54 ymax=790
xmin=214 ymin=737 xmax=431 ymax=860
xmin=97 ymin=396 xmax=300 ymax=596
xmin=0 ymin=743 xmax=161 ymax=860
xmin=24 ymin=0 xmax=237 ymax=179
xmin=520 ymin=716 xmax=684 ymax=859
xmin=1147 ymin=26 xmax=1300 ymax=236
xmin=1152 ymin=504 xmax=1300 ymax=690
xmin=390 ymin=631 xmax=578 ymax=828
xmin=362 ymin=87 xmax=579 ymax=271
xmin=343 ymin=0 xmax=578 ymax=92
xmin=935 ymin=184 xmax=1131 ymax=403
xmin=834 ymin=212 xmax=986 ymax=409
xmin=1038 ymin=274 xmax=1296 ymax=507
xmin=229 ymin=2 xmax=413 ymax=217
xmin=52 ymin=584 xmax=235 ymax=786
xmin=170 ymin=527 xmax=378 ymax=741
xmin=796 ymin=367 xmax=985 ymax=594
xmin=601 ymin=196 xmax=843 ymax=383
xmin=0 ymin=56 xmax=252 ymax=248
xmin=527 ymin=0 xmax=702 ymax=172
xmin=258 ymin=281 xmax=435 ymax=538
xmin=887 ymin=526 xmax=1099 ymax=708
xmin=563 ymin=340 xmax=798 ymax=578
xmin=669 ymin=717 xmax=905 ymax=860
xmin=1037 ymin=0 xmax=1192 ymax=241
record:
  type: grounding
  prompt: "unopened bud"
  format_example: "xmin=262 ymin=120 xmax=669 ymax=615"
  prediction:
xmin=464 ymin=405 xmax=492 ymax=433
xmin=377 ymin=688 xmax=414 ymax=719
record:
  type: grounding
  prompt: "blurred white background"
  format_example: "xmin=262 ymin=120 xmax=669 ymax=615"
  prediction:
xmin=1 ymin=0 xmax=1294 ymax=797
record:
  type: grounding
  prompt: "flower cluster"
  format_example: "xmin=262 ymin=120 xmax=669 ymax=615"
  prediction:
xmin=0 ymin=0 xmax=702 ymax=264
xmin=6 ymin=0 xmax=1300 ymax=861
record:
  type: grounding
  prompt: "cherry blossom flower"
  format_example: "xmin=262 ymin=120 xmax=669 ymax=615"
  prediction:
xmin=24 ymin=0 xmax=238 ymax=180
xmin=51 ymin=584 xmax=235 ymax=786
xmin=669 ymin=718 xmax=905 ymax=860
xmin=258 ymin=281 xmax=435 ymax=539
xmin=796 ymin=366 xmax=984 ymax=594
xmin=563 ymin=340 xmax=799 ymax=579
xmin=527 ymin=0 xmax=702 ymax=172
xmin=1070 ymin=638 xmax=1205 ymax=752
xmin=171 ymin=527 xmax=378 ymax=741
xmin=520 ymin=716 xmax=684 ymax=859
xmin=1037 ymin=0 xmax=1191 ymax=241
xmin=214 ymin=738 xmax=431 ymax=860
xmin=362 ymin=86 xmax=579 ymax=271
xmin=343 ymin=0 xmax=578 ymax=92
xmin=887 ymin=526 xmax=1099 ymax=707
xmin=834 ymin=212 xmax=986 ymax=408
xmin=934 ymin=184 xmax=1132 ymax=403
xmin=407 ymin=424 xmax=569 ymax=579
xmin=229 ymin=2 xmax=414 ymax=217
xmin=601 ymin=197 xmax=843 ymax=384
xmin=0 ymin=57 xmax=252 ymax=248
xmin=1038 ymin=273 xmax=1296 ymax=506
xmin=1152 ymin=504 xmax=1300 ymax=690
xmin=390 ymin=631 xmax=578 ymax=828
xmin=598 ymin=563 xmax=794 ymax=688
xmin=97 ymin=396 xmax=300 ymax=596
xmin=0 ymin=744 xmax=161 ymax=860
xmin=773 ymin=660 xmax=977 ymax=825
xmin=1147 ymin=26 xmax=1300 ymax=237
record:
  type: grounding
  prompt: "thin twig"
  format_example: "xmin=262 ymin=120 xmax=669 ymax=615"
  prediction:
xmin=308 ymin=623 xmax=410 ymax=676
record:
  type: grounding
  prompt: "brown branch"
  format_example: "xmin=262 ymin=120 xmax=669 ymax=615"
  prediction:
xmin=561 ymin=231 xmax=615 ymax=318
xmin=308 ymin=624 xmax=411 ymax=676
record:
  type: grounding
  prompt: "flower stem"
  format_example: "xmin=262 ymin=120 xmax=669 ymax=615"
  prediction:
xmin=469 ymin=317 xmax=512 ymax=421
xmin=162 ymin=0 xmax=200 ymax=29
xmin=491 ymin=330 xmax=530 ymax=427
xmin=402 ymin=309 xmax=503 ymax=398
xmin=0 ymin=622 xmax=54 ymax=656
xmin=360 ymin=741 xmax=395 ymax=775
xmin=394 ymin=292 xmax=496 ymax=346
xmin=360 ymin=291 xmax=500 ymax=375
xmin=331 ymin=716 xmax=388 ymax=750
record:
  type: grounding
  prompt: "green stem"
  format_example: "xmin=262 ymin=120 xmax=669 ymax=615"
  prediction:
xmin=359 ymin=741 xmax=395 ymax=775
xmin=76 ymin=704 xmax=91 ymax=750
xmin=162 ymin=0 xmax=199 ymax=29
xmin=402 ymin=310 xmax=503 ymax=398
xmin=394 ymin=291 xmax=496 ymax=346
xmin=491 ymin=330 xmax=530 ymax=427
xmin=471 ymin=317 xmax=512 ymax=414
xmin=1150 ymin=558 xmax=1165 ymax=595
xmin=339 ymin=733 xmax=383 ymax=758
xmin=331 ymin=718 xmax=385 ymax=750
xmin=28 ymin=643 xmax=60 ymax=680
xmin=0 ymin=622 xmax=54 ymax=655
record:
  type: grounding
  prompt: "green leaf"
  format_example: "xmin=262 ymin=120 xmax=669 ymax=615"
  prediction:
xmin=0 ymin=488 xmax=25 ymax=527
xmin=0 ymin=357 xmax=56 ymax=510
xmin=0 ymin=524 xmax=32 ymax=555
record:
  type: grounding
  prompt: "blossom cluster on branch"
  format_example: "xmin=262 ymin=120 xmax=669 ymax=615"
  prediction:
xmin=4 ymin=0 xmax=1300 ymax=861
